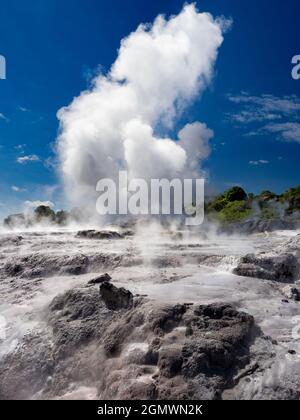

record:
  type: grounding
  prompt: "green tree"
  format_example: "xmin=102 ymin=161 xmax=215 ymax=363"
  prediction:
xmin=34 ymin=206 xmax=55 ymax=222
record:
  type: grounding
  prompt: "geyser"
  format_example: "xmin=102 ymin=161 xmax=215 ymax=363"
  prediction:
xmin=57 ymin=4 xmax=230 ymax=213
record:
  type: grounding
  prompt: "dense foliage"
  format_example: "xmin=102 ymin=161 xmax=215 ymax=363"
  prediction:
xmin=207 ymin=185 xmax=300 ymax=225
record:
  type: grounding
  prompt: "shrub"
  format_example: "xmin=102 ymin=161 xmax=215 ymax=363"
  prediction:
xmin=55 ymin=210 xmax=69 ymax=226
xmin=223 ymin=186 xmax=247 ymax=202
xmin=280 ymin=186 xmax=300 ymax=214
xmin=34 ymin=205 xmax=55 ymax=222
xmin=258 ymin=190 xmax=278 ymax=202
xmin=217 ymin=201 xmax=252 ymax=224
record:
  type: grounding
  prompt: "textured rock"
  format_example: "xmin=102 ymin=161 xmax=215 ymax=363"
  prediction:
xmin=0 ymin=287 xmax=258 ymax=400
xmin=233 ymin=253 xmax=297 ymax=282
xmin=1 ymin=252 xmax=123 ymax=279
xmin=281 ymin=285 xmax=300 ymax=301
xmin=76 ymin=230 xmax=123 ymax=240
xmin=88 ymin=273 xmax=112 ymax=285
xmin=100 ymin=282 xmax=133 ymax=310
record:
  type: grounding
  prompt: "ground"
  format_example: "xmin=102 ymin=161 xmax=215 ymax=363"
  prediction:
xmin=0 ymin=223 xmax=299 ymax=399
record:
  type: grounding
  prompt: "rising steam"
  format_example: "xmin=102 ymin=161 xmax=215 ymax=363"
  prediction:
xmin=57 ymin=4 xmax=229 ymax=210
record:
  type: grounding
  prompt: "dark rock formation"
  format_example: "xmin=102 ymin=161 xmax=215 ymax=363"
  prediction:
xmin=100 ymin=282 xmax=133 ymax=310
xmin=76 ymin=230 xmax=123 ymax=240
xmin=3 ymin=253 xmax=89 ymax=278
xmin=0 ymin=285 xmax=259 ymax=400
xmin=182 ymin=304 xmax=253 ymax=377
xmin=88 ymin=273 xmax=112 ymax=285
xmin=233 ymin=253 xmax=297 ymax=282
xmin=1 ymin=251 xmax=124 ymax=279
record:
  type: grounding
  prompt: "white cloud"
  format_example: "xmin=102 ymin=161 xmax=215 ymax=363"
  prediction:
xmin=228 ymin=110 xmax=281 ymax=124
xmin=16 ymin=154 xmax=40 ymax=164
xmin=262 ymin=122 xmax=300 ymax=143
xmin=11 ymin=185 xmax=27 ymax=192
xmin=227 ymin=92 xmax=300 ymax=143
xmin=249 ymin=160 xmax=269 ymax=166
xmin=57 ymin=4 xmax=228 ymax=207
xmin=227 ymin=93 xmax=300 ymax=119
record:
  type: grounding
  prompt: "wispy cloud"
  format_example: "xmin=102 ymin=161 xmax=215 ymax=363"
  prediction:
xmin=18 ymin=106 xmax=30 ymax=112
xmin=227 ymin=93 xmax=300 ymax=119
xmin=16 ymin=154 xmax=40 ymax=164
xmin=262 ymin=122 xmax=300 ymax=143
xmin=227 ymin=92 xmax=300 ymax=143
xmin=249 ymin=159 xmax=269 ymax=166
xmin=0 ymin=113 xmax=8 ymax=122
xmin=14 ymin=144 xmax=26 ymax=152
xmin=11 ymin=185 xmax=27 ymax=193
xmin=228 ymin=110 xmax=281 ymax=124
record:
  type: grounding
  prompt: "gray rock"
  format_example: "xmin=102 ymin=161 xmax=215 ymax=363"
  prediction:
xmin=76 ymin=230 xmax=123 ymax=240
xmin=0 ymin=286 xmax=259 ymax=400
xmin=233 ymin=253 xmax=297 ymax=282
xmin=100 ymin=282 xmax=133 ymax=310
xmin=88 ymin=273 xmax=112 ymax=285
xmin=281 ymin=285 xmax=300 ymax=301
xmin=1 ymin=252 xmax=122 ymax=279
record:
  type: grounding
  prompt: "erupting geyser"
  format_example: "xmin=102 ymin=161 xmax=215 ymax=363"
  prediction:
xmin=57 ymin=4 xmax=230 ymax=210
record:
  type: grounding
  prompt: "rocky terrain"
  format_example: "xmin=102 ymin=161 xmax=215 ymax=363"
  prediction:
xmin=0 ymin=225 xmax=299 ymax=400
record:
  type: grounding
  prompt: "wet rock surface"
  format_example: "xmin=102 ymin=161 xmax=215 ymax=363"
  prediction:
xmin=76 ymin=230 xmax=123 ymax=240
xmin=88 ymin=273 xmax=112 ymax=285
xmin=0 ymin=228 xmax=299 ymax=400
xmin=233 ymin=253 xmax=297 ymax=282
xmin=233 ymin=233 xmax=300 ymax=282
xmin=100 ymin=282 xmax=133 ymax=310
xmin=0 ymin=286 xmax=259 ymax=400
xmin=1 ymin=252 xmax=124 ymax=279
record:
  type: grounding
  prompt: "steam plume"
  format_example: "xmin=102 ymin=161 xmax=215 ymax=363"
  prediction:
xmin=57 ymin=4 xmax=228 ymax=210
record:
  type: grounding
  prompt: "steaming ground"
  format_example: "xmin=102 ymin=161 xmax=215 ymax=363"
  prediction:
xmin=0 ymin=225 xmax=299 ymax=399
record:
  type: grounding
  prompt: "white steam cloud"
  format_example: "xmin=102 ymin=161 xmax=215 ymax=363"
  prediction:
xmin=57 ymin=4 xmax=228 ymax=209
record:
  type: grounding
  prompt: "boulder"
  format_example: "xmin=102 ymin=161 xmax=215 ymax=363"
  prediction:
xmin=100 ymin=282 xmax=133 ymax=310
xmin=88 ymin=273 xmax=112 ymax=285
xmin=233 ymin=253 xmax=297 ymax=282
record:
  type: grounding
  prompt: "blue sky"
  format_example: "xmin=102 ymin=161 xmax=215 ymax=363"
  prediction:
xmin=0 ymin=0 xmax=300 ymax=217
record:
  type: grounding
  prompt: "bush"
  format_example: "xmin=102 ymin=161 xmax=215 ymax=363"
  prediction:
xmin=34 ymin=205 xmax=55 ymax=222
xmin=223 ymin=186 xmax=247 ymax=202
xmin=260 ymin=206 xmax=279 ymax=220
xmin=217 ymin=201 xmax=252 ymax=224
xmin=55 ymin=210 xmax=69 ymax=226
xmin=208 ymin=196 xmax=228 ymax=212
xmin=207 ymin=186 xmax=247 ymax=214
xmin=280 ymin=186 xmax=300 ymax=214
xmin=258 ymin=190 xmax=278 ymax=202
